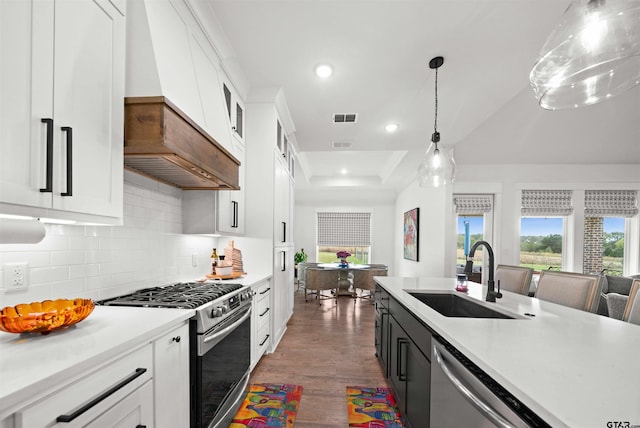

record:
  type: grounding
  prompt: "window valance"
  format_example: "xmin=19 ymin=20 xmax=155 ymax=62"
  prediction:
xmin=584 ymin=190 xmax=638 ymax=218
xmin=453 ymin=195 xmax=493 ymax=215
xmin=521 ymin=190 xmax=573 ymax=216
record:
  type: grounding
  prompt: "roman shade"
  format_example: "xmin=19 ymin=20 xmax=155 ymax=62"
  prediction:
xmin=521 ymin=190 xmax=573 ymax=216
xmin=453 ymin=195 xmax=493 ymax=215
xmin=317 ymin=212 xmax=371 ymax=247
xmin=584 ymin=190 xmax=638 ymax=218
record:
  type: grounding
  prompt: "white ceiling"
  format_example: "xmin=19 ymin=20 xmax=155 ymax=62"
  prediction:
xmin=199 ymin=0 xmax=640 ymax=191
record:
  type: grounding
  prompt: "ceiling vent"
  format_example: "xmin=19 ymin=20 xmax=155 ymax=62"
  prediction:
xmin=332 ymin=141 xmax=353 ymax=149
xmin=333 ymin=113 xmax=358 ymax=123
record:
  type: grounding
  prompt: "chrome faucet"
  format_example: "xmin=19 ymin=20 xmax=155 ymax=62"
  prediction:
xmin=463 ymin=240 xmax=502 ymax=302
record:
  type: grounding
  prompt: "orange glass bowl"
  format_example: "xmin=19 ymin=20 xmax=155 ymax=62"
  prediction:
xmin=0 ymin=298 xmax=95 ymax=335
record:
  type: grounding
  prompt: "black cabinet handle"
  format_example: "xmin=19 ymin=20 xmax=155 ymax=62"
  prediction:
xmin=259 ymin=334 xmax=270 ymax=346
xmin=61 ymin=126 xmax=72 ymax=196
xmin=259 ymin=287 xmax=271 ymax=295
xmin=172 ymin=336 xmax=181 ymax=343
xmin=40 ymin=118 xmax=53 ymax=193
xmin=398 ymin=339 xmax=409 ymax=381
xmin=281 ymin=221 xmax=286 ymax=242
xmin=136 ymin=426 xmax=147 ymax=428
xmin=281 ymin=251 xmax=286 ymax=271
xmin=259 ymin=307 xmax=270 ymax=317
xmin=56 ymin=368 xmax=147 ymax=423
xmin=231 ymin=201 xmax=238 ymax=228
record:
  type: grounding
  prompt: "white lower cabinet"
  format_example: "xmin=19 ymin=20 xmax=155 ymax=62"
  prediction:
xmin=85 ymin=380 xmax=153 ymax=428
xmin=14 ymin=344 xmax=154 ymax=428
xmin=153 ymin=323 xmax=190 ymax=428
xmin=251 ymin=278 xmax=272 ymax=370
xmin=4 ymin=321 xmax=190 ymax=428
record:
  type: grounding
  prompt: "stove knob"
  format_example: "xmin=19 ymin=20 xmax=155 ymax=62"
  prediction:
xmin=221 ymin=304 xmax=229 ymax=314
xmin=211 ymin=307 xmax=223 ymax=317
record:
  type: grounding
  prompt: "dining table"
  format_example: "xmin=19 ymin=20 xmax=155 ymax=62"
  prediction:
xmin=317 ymin=263 xmax=371 ymax=296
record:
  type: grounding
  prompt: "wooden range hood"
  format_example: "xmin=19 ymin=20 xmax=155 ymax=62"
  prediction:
xmin=124 ymin=96 xmax=240 ymax=190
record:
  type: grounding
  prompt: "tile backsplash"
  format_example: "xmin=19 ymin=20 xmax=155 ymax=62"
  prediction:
xmin=0 ymin=171 xmax=217 ymax=307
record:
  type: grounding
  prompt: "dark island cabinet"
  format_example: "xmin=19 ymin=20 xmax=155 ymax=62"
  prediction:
xmin=374 ymin=287 xmax=390 ymax=376
xmin=376 ymin=285 xmax=431 ymax=428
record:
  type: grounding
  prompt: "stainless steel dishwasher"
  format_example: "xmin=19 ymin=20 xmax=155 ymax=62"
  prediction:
xmin=430 ymin=338 xmax=551 ymax=428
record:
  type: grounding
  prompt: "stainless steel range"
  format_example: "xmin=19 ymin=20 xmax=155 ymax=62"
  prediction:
xmin=100 ymin=281 xmax=252 ymax=428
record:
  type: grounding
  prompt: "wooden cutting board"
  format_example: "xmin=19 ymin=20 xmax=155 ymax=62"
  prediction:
xmin=205 ymin=271 xmax=245 ymax=280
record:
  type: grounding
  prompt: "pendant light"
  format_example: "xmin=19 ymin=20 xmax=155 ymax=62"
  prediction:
xmin=530 ymin=0 xmax=640 ymax=110
xmin=417 ymin=56 xmax=455 ymax=188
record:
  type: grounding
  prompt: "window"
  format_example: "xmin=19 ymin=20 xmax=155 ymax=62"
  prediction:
xmin=602 ymin=217 xmax=624 ymax=274
xmin=453 ymin=195 xmax=493 ymax=276
xmin=520 ymin=217 xmax=564 ymax=270
xmin=520 ymin=190 xmax=573 ymax=270
xmin=583 ymin=190 xmax=638 ymax=275
xmin=317 ymin=212 xmax=371 ymax=264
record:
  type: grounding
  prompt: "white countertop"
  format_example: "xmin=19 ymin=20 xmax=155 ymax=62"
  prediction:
xmin=0 ymin=273 xmax=271 ymax=418
xmin=0 ymin=306 xmax=194 ymax=417
xmin=375 ymin=276 xmax=640 ymax=428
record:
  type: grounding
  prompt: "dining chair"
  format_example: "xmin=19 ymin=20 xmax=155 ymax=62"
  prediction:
xmin=535 ymin=270 xmax=603 ymax=313
xmin=367 ymin=263 xmax=388 ymax=269
xmin=296 ymin=262 xmax=318 ymax=292
xmin=305 ymin=267 xmax=338 ymax=303
xmin=353 ymin=268 xmax=388 ymax=300
xmin=622 ymin=279 xmax=640 ymax=325
xmin=494 ymin=265 xmax=533 ymax=295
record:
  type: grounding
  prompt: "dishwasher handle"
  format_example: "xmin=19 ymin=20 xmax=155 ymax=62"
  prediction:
xmin=433 ymin=343 xmax=516 ymax=428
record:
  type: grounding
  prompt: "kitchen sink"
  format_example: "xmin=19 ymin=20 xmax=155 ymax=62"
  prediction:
xmin=409 ymin=292 xmax=517 ymax=319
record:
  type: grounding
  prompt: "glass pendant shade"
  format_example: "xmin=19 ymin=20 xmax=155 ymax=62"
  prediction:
xmin=530 ymin=0 xmax=640 ymax=110
xmin=417 ymin=143 xmax=456 ymax=188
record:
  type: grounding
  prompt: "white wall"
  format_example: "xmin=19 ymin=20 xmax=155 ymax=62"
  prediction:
xmin=294 ymin=191 xmax=395 ymax=274
xmin=394 ymin=181 xmax=449 ymax=277
xmin=389 ymin=163 xmax=640 ymax=280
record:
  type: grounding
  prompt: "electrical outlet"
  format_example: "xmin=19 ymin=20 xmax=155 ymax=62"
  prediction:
xmin=192 ymin=253 xmax=198 ymax=268
xmin=3 ymin=263 xmax=28 ymax=291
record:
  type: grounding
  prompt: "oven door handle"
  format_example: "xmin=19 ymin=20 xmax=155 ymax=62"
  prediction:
xmin=203 ymin=307 xmax=252 ymax=344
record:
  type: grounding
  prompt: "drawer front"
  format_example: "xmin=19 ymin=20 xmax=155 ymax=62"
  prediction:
xmin=16 ymin=344 xmax=153 ymax=428
xmin=256 ymin=322 xmax=270 ymax=354
xmin=256 ymin=293 xmax=271 ymax=321
xmin=85 ymin=379 xmax=153 ymax=428
xmin=255 ymin=282 xmax=271 ymax=299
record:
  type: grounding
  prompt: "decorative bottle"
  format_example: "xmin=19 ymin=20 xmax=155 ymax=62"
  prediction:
xmin=211 ymin=248 xmax=218 ymax=273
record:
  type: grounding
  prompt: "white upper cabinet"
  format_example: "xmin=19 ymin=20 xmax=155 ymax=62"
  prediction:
xmin=217 ymin=144 xmax=245 ymax=234
xmin=0 ymin=0 xmax=125 ymax=223
xmin=220 ymin=73 xmax=245 ymax=146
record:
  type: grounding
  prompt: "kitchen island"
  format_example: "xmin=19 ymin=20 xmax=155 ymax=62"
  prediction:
xmin=375 ymin=276 xmax=640 ymax=428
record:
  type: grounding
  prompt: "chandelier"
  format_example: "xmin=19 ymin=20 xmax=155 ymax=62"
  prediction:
xmin=530 ymin=0 xmax=640 ymax=110
xmin=417 ymin=56 xmax=455 ymax=187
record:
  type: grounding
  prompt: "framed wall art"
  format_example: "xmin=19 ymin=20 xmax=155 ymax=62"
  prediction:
xmin=403 ymin=207 xmax=419 ymax=261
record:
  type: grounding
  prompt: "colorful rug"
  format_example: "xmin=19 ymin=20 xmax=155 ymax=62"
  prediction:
xmin=346 ymin=386 xmax=405 ymax=427
xmin=229 ymin=383 xmax=303 ymax=428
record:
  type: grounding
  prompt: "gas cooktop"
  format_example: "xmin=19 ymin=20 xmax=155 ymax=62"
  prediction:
xmin=99 ymin=282 xmax=244 ymax=309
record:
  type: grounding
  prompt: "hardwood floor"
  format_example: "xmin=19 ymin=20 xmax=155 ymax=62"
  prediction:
xmin=249 ymin=289 xmax=388 ymax=427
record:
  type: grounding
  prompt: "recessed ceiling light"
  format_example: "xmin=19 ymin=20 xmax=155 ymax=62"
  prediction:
xmin=340 ymin=168 xmax=348 ymax=175
xmin=315 ymin=64 xmax=333 ymax=79
xmin=385 ymin=123 xmax=399 ymax=133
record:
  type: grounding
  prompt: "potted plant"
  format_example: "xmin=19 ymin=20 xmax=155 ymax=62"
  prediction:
xmin=294 ymin=248 xmax=308 ymax=265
